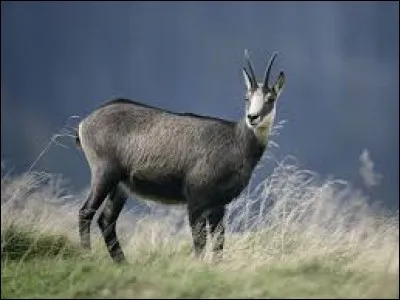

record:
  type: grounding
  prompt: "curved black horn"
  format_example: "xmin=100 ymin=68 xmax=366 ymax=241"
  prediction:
xmin=244 ymin=49 xmax=257 ymax=89
xmin=263 ymin=52 xmax=278 ymax=92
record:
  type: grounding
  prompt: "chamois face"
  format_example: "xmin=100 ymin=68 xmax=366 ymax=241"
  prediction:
xmin=242 ymin=51 xmax=286 ymax=143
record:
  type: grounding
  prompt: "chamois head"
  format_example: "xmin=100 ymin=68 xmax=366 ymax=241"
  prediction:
xmin=242 ymin=49 xmax=285 ymax=141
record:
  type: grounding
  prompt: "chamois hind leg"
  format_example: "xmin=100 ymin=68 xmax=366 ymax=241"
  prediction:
xmin=97 ymin=184 xmax=127 ymax=264
xmin=79 ymin=164 xmax=120 ymax=250
xmin=208 ymin=205 xmax=226 ymax=261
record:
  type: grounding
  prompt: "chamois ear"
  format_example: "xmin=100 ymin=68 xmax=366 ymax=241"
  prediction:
xmin=272 ymin=71 xmax=286 ymax=97
xmin=242 ymin=68 xmax=253 ymax=91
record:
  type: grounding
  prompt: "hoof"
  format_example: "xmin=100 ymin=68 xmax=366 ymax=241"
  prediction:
xmin=112 ymin=252 xmax=127 ymax=264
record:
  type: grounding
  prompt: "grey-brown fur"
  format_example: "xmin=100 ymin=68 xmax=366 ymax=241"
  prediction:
xmin=75 ymin=51 xmax=285 ymax=263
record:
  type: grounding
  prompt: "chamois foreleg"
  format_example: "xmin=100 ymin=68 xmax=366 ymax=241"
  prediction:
xmin=188 ymin=204 xmax=208 ymax=258
xmin=208 ymin=205 xmax=225 ymax=260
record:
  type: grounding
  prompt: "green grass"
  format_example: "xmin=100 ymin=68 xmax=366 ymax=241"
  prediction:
xmin=1 ymin=225 xmax=398 ymax=299
xmin=1 ymin=223 xmax=81 ymax=261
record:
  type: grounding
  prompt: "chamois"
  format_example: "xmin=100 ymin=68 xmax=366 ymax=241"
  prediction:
xmin=75 ymin=50 xmax=286 ymax=263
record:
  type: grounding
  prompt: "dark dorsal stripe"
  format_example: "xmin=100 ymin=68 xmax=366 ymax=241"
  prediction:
xmin=99 ymin=98 xmax=235 ymax=125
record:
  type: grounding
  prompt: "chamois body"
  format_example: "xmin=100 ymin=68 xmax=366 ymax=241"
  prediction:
xmin=78 ymin=99 xmax=264 ymax=206
xmin=76 ymin=50 xmax=286 ymax=263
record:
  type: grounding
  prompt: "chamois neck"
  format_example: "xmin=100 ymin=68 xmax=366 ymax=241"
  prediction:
xmin=235 ymin=118 xmax=266 ymax=166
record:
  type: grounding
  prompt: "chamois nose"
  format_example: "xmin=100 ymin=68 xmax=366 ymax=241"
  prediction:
xmin=247 ymin=113 xmax=260 ymax=125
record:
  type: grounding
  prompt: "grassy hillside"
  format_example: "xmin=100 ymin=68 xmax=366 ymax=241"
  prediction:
xmin=1 ymin=158 xmax=399 ymax=298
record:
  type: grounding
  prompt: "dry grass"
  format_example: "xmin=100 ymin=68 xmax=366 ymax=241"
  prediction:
xmin=1 ymin=152 xmax=398 ymax=298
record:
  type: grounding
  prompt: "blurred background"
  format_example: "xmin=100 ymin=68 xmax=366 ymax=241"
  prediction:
xmin=1 ymin=1 xmax=398 ymax=211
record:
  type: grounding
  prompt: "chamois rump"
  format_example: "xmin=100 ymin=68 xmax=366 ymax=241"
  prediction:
xmin=75 ymin=50 xmax=286 ymax=263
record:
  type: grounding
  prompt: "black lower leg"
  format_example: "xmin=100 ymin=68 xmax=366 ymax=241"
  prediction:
xmin=188 ymin=207 xmax=207 ymax=258
xmin=98 ymin=219 xmax=126 ymax=263
xmin=97 ymin=189 xmax=127 ymax=263
xmin=208 ymin=206 xmax=225 ymax=259
xmin=79 ymin=197 xmax=96 ymax=249
xmin=78 ymin=168 xmax=119 ymax=250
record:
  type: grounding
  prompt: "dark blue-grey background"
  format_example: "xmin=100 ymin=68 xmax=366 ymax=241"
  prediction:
xmin=1 ymin=2 xmax=398 ymax=210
